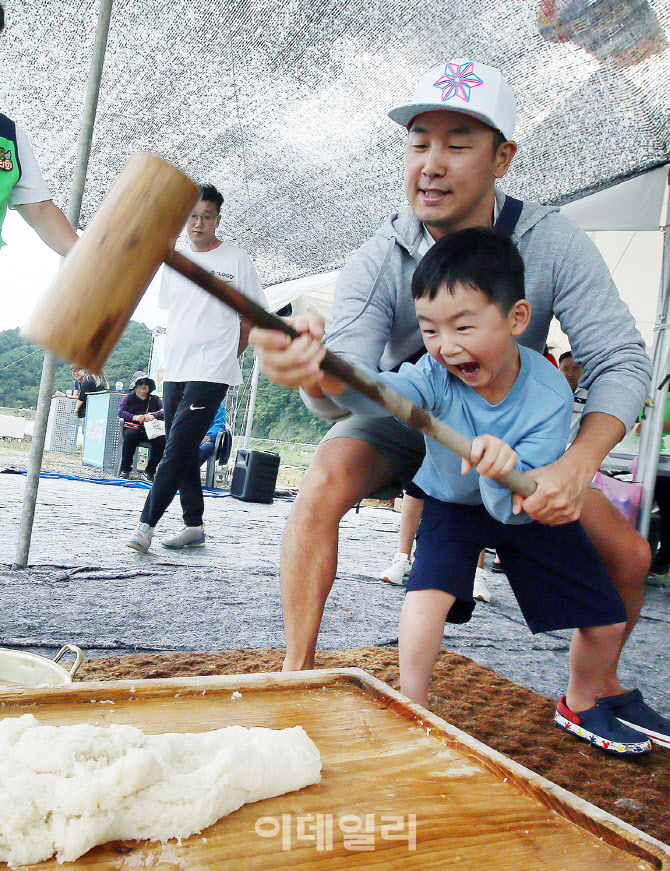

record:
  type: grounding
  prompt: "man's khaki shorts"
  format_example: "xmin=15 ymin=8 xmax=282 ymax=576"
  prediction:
xmin=321 ymin=414 xmax=425 ymax=490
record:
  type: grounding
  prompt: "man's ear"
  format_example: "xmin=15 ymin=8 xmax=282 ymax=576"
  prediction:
xmin=494 ymin=140 xmax=517 ymax=179
xmin=509 ymin=299 xmax=531 ymax=336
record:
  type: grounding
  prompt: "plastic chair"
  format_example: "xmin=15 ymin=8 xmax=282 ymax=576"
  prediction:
xmin=204 ymin=427 xmax=233 ymax=488
xmin=354 ymin=481 xmax=403 ymax=513
xmin=114 ymin=420 xmax=152 ymax=477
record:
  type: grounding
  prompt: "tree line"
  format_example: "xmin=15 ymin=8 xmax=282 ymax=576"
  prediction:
xmin=0 ymin=324 xmax=331 ymax=444
xmin=0 ymin=321 xmax=153 ymax=408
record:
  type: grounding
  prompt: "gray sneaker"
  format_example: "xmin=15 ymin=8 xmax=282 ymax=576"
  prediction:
xmin=126 ymin=522 xmax=154 ymax=553
xmin=161 ymin=525 xmax=205 ymax=549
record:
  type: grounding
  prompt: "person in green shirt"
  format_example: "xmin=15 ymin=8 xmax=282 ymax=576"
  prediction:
xmin=0 ymin=4 xmax=78 ymax=256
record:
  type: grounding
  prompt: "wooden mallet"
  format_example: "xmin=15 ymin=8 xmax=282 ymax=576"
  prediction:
xmin=22 ymin=152 xmax=535 ymax=498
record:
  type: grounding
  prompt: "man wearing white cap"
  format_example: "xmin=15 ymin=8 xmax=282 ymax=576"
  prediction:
xmin=251 ymin=60 xmax=669 ymax=747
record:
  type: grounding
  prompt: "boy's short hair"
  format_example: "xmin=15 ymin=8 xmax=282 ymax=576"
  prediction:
xmin=411 ymin=226 xmax=525 ymax=315
xmin=559 ymin=350 xmax=576 ymax=364
xmin=199 ymin=183 xmax=224 ymax=214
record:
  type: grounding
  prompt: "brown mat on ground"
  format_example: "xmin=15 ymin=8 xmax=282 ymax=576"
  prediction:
xmin=76 ymin=646 xmax=670 ymax=847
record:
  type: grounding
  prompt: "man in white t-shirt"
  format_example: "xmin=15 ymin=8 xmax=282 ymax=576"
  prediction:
xmin=126 ymin=183 xmax=267 ymax=553
xmin=0 ymin=5 xmax=77 ymax=255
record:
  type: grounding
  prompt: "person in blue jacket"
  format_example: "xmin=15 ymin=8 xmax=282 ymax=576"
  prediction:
xmin=199 ymin=401 xmax=227 ymax=466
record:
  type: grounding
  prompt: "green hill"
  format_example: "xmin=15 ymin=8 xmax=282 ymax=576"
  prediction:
xmin=236 ymin=349 xmax=331 ymax=444
xmin=0 ymin=321 xmax=152 ymax=408
xmin=0 ymin=323 xmax=331 ymax=445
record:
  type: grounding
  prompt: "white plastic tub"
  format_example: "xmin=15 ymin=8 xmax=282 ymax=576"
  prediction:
xmin=0 ymin=645 xmax=84 ymax=687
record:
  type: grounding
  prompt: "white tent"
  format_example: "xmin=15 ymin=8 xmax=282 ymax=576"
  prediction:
xmin=559 ymin=163 xmax=670 ymax=536
xmin=545 ymin=164 xmax=668 ymax=357
xmin=265 ymin=270 xmax=340 ymax=323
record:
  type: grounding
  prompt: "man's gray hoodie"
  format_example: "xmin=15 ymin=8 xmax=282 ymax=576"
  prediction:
xmin=303 ymin=192 xmax=651 ymax=433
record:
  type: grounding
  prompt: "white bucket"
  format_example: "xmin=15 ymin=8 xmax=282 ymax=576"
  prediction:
xmin=0 ymin=645 xmax=84 ymax=687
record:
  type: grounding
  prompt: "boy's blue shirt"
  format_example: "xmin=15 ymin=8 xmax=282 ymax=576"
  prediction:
xmin=332 ymin=345 xmax=572 ymax=524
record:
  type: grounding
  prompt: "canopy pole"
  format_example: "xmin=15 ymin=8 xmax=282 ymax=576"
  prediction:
xmin=243 ymin=356 xmax=260 ymax=449
xmin=636 ymin=168 xmax=670 ymax=540
xmin=12 ymin=0 xmax=114 ymax=569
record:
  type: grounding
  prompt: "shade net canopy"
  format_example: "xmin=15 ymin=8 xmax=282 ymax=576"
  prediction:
xmin=2 ymin=0 xmax=669 ymax=288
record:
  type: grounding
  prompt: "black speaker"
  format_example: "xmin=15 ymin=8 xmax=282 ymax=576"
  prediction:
xmin=230 ymin=449 xmax=281 ymax=504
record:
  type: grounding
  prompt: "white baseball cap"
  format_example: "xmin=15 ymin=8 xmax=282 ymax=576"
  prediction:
xmin=388 ymin=59 xmax=516 ymax=141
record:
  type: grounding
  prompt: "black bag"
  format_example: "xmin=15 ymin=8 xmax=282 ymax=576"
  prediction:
xmin=217 ymin=427 xmax=233 ymax=465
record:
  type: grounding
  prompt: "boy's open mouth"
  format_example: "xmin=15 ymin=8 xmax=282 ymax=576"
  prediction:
xmin=456 ymin=362 xmax=480 ymax=376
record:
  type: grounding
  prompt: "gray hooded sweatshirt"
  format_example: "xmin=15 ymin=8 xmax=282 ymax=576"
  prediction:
xmin=304 ymin=192 xmax=651 ymax=432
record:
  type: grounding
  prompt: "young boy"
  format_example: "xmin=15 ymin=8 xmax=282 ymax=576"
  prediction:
xmin=289 ymin=227 xmax=651 ymax=757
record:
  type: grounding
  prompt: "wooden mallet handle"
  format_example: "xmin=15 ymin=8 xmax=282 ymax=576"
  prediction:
xmin=167 ymin=251 xmax=537 ymax=498
xmin=21 ymin=150 xmax=534 ymax=499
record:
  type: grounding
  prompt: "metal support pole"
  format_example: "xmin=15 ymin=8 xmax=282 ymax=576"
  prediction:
xmin=13 ymin=0 xmax=114 ymax=569
xmin=636 ymin=170 xmax=670 ymax=539
xmin=243 ymin=356 xmax=260 ymax=449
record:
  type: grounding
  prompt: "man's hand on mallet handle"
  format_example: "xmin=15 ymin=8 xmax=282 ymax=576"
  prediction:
xmin=511 ymin=452 xmax=591 ymax=524
xmin=250 ymin=311 xmax=346 ymax=396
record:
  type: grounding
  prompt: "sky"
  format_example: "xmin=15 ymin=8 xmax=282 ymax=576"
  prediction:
xmin=0 ymin=209 xmax=166 ymax=333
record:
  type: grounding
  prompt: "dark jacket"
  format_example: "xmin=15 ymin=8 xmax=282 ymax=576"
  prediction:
xmin=118 ymin=392 xmax=164 ymax=427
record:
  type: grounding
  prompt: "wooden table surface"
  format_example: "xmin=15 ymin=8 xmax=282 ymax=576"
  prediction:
xmin=1 ymin=668 xmax=668 ymax=870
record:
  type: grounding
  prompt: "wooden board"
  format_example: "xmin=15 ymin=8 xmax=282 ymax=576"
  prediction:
xmin=0 ymin=668 xmax=667 ymax=870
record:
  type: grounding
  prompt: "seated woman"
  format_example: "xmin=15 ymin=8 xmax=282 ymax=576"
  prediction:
xmin=118 ymin=372 xmax=165 ymax=482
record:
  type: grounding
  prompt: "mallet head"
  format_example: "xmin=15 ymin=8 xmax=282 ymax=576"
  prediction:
xmin=22 ymin=152 xmax=200 ymax=371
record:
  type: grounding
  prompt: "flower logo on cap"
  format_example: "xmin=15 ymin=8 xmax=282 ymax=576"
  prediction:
xmin=433 ymin=61 xmax=483 ymax=103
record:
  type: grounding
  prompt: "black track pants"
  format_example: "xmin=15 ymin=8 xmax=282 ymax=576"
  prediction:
xmin=140 ymin=381 xmax=227 ymax=528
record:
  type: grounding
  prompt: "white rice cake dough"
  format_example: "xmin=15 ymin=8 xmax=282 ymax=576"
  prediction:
xmin=0 ymin=714 xmax=322 ymax=868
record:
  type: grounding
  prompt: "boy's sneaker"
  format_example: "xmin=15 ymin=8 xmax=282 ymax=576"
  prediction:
xmin=597 ymin=688 xmax=670 ymax=748
xmin=126 ymin=522 xmax=154 ymax=554
xmin=119 ymin=470 xmax=130 ymax=479
xmin=554 ymin=696 xmax=651 ymax=755
xmin=161 ymin=525 xmax=206 ymax=549
xmin=473 ymin=567 xmax=491 ymax=602
xmin=379 ymin=552 xmax=411 ymax=586
xmin=141 ymin=471 xmax=154 ymax=483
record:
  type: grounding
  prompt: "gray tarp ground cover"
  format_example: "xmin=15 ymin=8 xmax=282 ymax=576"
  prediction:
xmin=1 ymin=471 xmax=669 ymax=717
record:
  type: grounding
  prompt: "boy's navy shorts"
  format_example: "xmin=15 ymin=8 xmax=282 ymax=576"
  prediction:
xmin=407 ymin=497 xmax=627 ymax=634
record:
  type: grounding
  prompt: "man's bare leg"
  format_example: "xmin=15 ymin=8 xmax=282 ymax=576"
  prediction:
xmin=579 ymin=488 xmax=651 ymax=697
xmin=281 ymin=437 xmax=395 ymax=671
